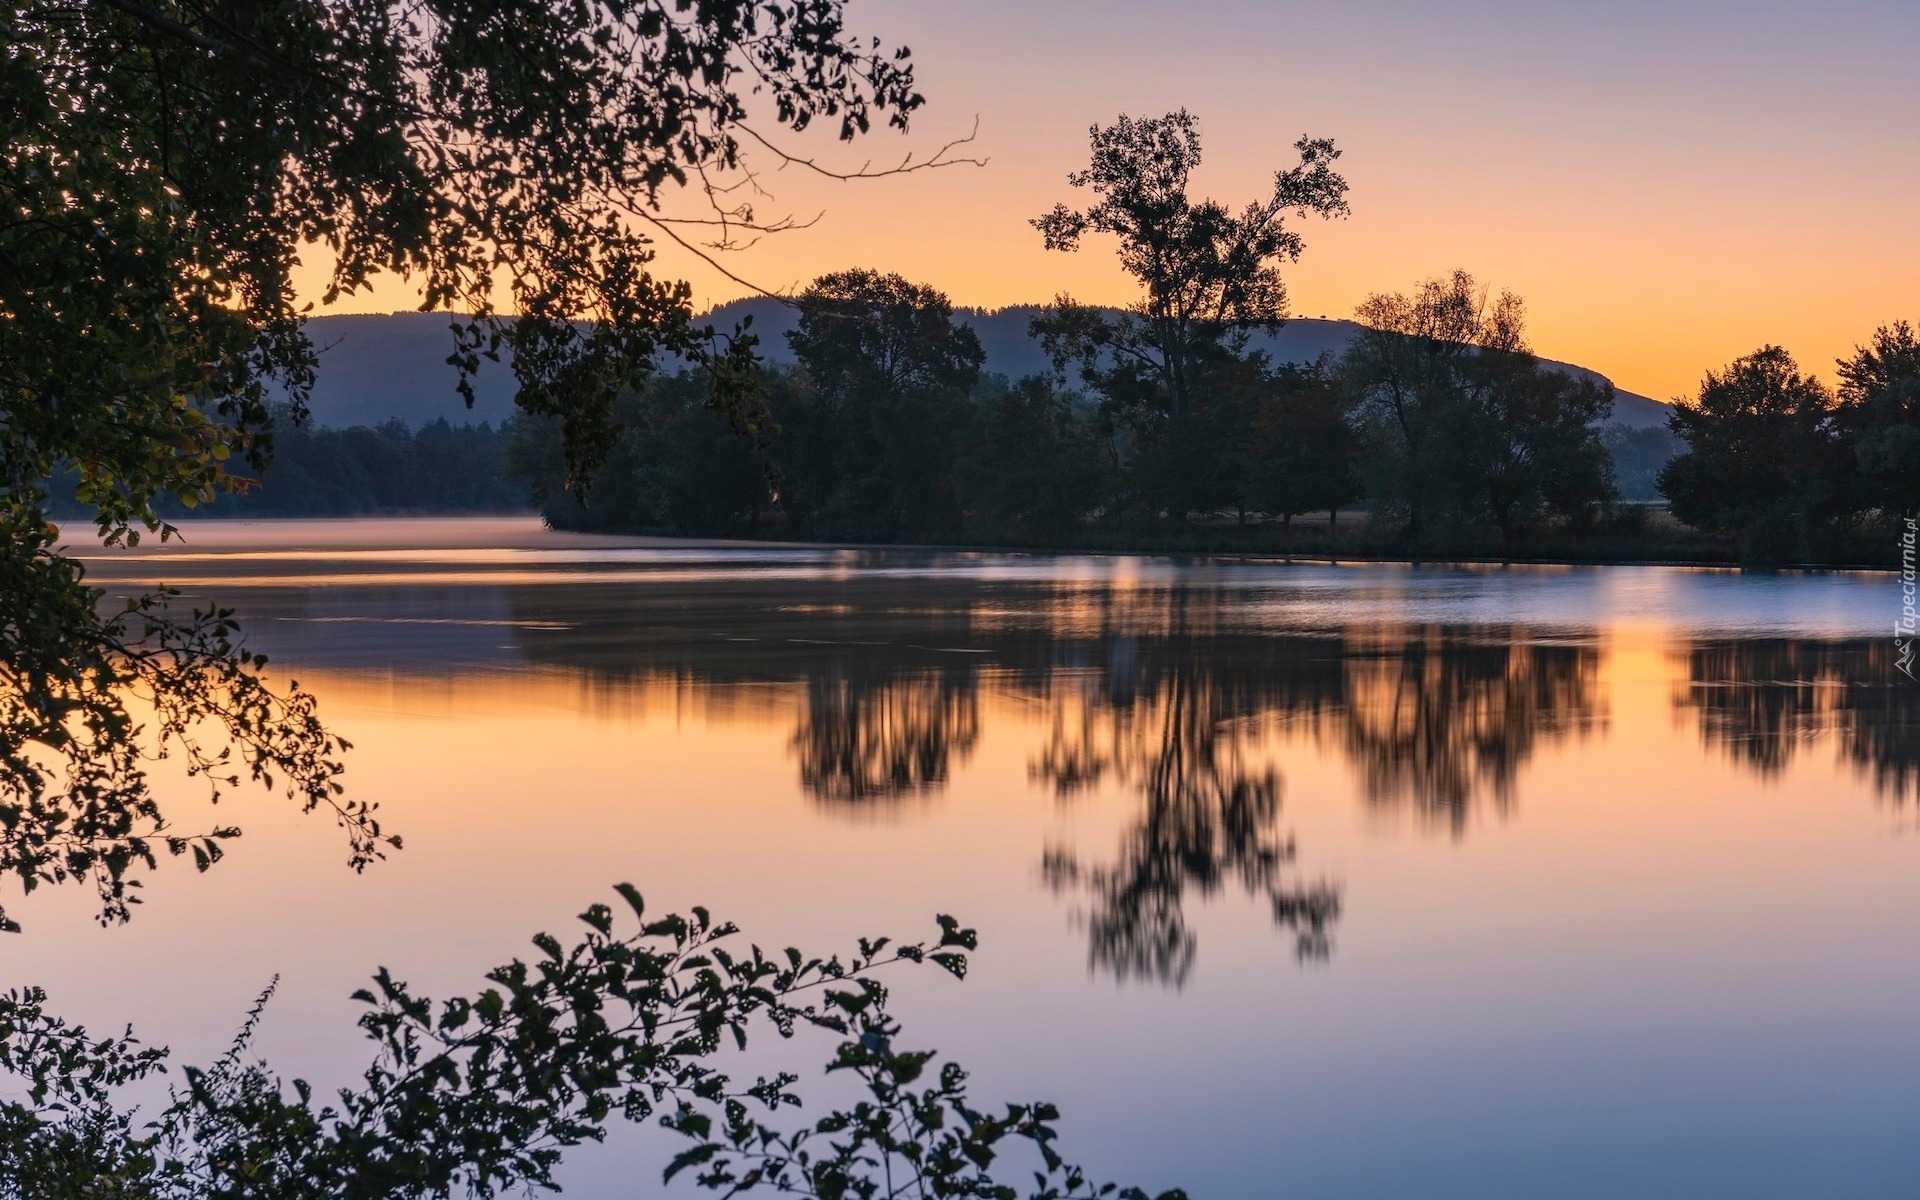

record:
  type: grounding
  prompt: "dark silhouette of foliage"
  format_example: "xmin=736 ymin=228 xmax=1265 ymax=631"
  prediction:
xmin=0 ymin=890 xmax=1182 ymax=1200
xmin=1657 ymin=346 xmax=1851 ymax=562
xmin=1834 ymin=321 xmax=1920 ymax=519
xmin=3 ymin=0 xmax=934 ymax=921
xmin=48 ymin=417 xmax=529 ymax=519
xmin=1343 ymin=271 xmax=1614 ymax=542
xmin=520 ymin=373 xmax=771 ymax=535
xmin=1031 ymin=110 xmax=1350 ymax=425
xmin=780 ymin=271 xmax=987 ymax=541
xmin=1242 ymin=363 xmax=1364 ymax=531
xmin=0 ymin=520 xmax=380 ymax=934
xmin=959 ymin=376 xmax=1114 ymax=542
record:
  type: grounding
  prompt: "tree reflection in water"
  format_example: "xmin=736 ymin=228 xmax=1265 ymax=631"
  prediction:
xmin=498 ymin=576 xmax=1610 ymax=984
xmin=1675 ymin=638 xmax=1920 ymax=803
xmin=1032 ymin=660 xmax=1339 ymax=987
xmin=794 ymin=668 xmax=980 ymax=802
xmin=1336 ymin=628 xmax=1607 ymax=836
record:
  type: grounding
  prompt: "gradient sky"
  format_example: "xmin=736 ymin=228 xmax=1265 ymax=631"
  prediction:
xmin=301 ymin=0 xmax=1920 ymax=401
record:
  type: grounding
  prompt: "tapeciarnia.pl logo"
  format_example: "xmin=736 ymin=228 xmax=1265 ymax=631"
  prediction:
xmin=1899 ymin=513 xmax=1917 ymax=681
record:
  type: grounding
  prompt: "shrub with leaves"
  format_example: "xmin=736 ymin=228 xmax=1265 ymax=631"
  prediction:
xmin=0 ymin=886 xmax=1185 ymax=1200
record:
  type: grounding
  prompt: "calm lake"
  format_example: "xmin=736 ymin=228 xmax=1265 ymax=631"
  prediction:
xmin=15 ymin=517 xmax=1919 ymax=1198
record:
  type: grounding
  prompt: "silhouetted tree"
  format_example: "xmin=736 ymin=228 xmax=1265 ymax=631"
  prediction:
xmin=1460 ymin=357 xmax=1615 ymax=541
xmin=1031 ymin=110 xmax=1349 ymax=424
xmin=1657 ymin=346 xmax=1851 ymax=562
xmin=1244 ymin=363 xmax=1364 ymax=531
xmin=1 ymin=894 xmax=1182 ymax=1200
xmin=779 ymin=271 xmax=986 ymax=540
xmin=1834 ymin=321 xmax=1920 ymax=519
xmin=1344 ymin=272 xmax=1613 ymax=541
xmin=1343 ymin=272 xmax=1528 ymax=536
xmin=1028 ymin=111 xmax=1348 ymax=526
xmin=522 ymin=371 xmax=769 ymax=535
xmin=959 ymin=375 xmax=1113 ymax=540
xmin=3 ymin=0 xmax=941 ymax=926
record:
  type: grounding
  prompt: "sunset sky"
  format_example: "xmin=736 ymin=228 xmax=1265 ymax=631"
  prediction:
xmin=302 ymin=0 xmax=1920 ymax=402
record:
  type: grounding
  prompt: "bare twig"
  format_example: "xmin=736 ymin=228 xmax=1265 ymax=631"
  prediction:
xmin=736 ymin=115 xmax=986 ymax=182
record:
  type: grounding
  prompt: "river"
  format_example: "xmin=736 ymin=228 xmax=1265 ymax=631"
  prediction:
xmin=12 ymin=517 xmax=1917 ymax=1198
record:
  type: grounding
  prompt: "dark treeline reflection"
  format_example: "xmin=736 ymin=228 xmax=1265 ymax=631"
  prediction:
xmin=1026 ymin=642 xmax=1345 ymax=986
xmin=794 ymin=668 xmax=980 ymax=803
xmin=1340 ymin=629 xmax=1608 ymax=834
xmin=1676 ymin=638 xmax=1920 ymax=803
xmin=471 ymin=568 xmax=1611 ymax=983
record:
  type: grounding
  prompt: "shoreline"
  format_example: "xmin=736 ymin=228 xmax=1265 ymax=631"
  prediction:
xmin=63 ymin=513 xmax=1901 ymax=575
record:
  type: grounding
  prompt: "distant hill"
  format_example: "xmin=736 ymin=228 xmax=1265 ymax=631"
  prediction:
xmin=293 ymin=303 xmax=1675 ymax=431
xmin=293 ymin=313 xmax=523 ymax=429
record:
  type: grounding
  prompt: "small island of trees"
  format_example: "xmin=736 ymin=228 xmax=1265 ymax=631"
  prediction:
xmin=512 ymin=111 xmax=1919 ymax=567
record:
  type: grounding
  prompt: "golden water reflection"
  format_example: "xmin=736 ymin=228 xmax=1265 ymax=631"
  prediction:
xmin=43 ymin=523 xmax=1918 ymax=1196
xmin=74 ymin=526 xmax=1919 ymax=995
xmin=1674 ymin=638 xmax=1920 ymax=804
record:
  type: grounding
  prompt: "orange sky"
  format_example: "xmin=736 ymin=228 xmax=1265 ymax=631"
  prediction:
xmin=293 ymin=0 xmax=1920 ymax=402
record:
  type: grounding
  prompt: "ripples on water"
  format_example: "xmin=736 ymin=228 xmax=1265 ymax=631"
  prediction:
xmin=24 ymin=518 xmax=1920 ymax=1199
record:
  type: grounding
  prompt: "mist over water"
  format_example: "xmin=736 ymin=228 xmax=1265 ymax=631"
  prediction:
xmin=21 ymin=518 xmax=1918 ymax=1199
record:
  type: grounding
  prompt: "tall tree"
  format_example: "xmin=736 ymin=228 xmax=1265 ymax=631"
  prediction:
xmin=1658 ymin=346 xmax=1851 ymax=562
xmin=781 ymin=270 xmax=985 ymax=540
xmin=1030 ymin=110 xmax=1349 ymax=426
xmin=1343 ymin=271 xmax=1611 ymax=541
xmin=1458 ymin=358 xmax=1615 ymax=541
xmin=1 ymin=0 xmax=940 ymax=925
xmin=1834 ymin=321 xmax=1920 ymax=519
xmin=1342 ymin=271 xmax=1526 ymax=536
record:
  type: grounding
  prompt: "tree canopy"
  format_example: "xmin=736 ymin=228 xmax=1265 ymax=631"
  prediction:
xmin=1 ymin=0 xmax=940 ymax=926
xmin=1658 ymin=346 xmax=1851 ymax=561
xmin=1341 ymin=271 xmax=1613 ymax=541
xmin=1032 ymin=109 xmax=1349 ymax=424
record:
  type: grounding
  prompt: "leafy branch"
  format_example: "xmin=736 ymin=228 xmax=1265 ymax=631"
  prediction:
xmin=0 ymin=888 xmax=1182 ymax=1200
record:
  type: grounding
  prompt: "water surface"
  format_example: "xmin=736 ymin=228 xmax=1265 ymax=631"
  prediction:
xmin=15 ymin=518 xmax=1918 ymax=1198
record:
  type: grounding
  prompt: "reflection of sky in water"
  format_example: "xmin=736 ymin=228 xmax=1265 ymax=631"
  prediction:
xmin=83 ymin=522 xmax=1900 ymax=641
xmin=29 ymin=519 xmax=1920 ymax=1199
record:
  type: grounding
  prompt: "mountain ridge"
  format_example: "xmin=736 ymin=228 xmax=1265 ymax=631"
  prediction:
xmin=290 ymin=303 xmax=1675 ymax=431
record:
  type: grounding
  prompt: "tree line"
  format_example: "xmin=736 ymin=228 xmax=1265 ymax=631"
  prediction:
xmin=521 ymin=271 xmax=1918 ymax=565
xmin=520 ymin=112 xmax=1917 ymax=565
xmin=48 ymin=414 xmax=525 ymax=519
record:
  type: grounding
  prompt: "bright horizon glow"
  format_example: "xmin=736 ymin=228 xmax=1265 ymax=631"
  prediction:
xmin=290 ymin=0 xmax=1920 ymax=402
